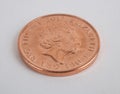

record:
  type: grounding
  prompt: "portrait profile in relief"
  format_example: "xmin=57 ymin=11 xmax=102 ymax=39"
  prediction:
xmin=38 ymin=27 xmax=84 ymax=64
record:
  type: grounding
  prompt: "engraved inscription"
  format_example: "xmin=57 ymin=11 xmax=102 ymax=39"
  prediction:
xmin=88 ymin=33 xmax=96 ymax=52
xmin=22 ymin=33 xmax=29 ymax=45
xmin=22 ymin=33 xmax=35 ymax=62
xmin=23 ymin=47 xmax=35 ymax=61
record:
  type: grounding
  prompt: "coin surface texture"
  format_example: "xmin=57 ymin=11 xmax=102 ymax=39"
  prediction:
xmin=18 ymin=14 xmax=100 ymax=76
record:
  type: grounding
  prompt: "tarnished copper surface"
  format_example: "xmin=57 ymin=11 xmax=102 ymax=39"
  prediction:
xmin=18 ymin=14 xmax=100 ymax=76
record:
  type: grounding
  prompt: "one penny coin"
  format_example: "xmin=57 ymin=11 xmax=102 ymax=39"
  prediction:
xmin=18 ymin=14 xmax=100 ymax=76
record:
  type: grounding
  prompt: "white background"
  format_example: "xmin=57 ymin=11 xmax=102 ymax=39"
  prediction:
xmin=0 ymin=0 xmax=120 ymax=94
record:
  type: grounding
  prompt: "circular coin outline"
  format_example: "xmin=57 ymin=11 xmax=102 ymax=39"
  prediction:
xmin=18 ymin=14 xmax=100 ymax=76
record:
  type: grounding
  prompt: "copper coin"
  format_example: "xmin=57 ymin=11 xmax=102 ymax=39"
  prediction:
xmin=18 ymin=14 xmax=100 ymax=76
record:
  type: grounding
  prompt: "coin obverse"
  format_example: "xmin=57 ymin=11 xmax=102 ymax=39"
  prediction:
xmin=18 ymin=14 xmax=100 ymax=76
